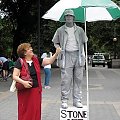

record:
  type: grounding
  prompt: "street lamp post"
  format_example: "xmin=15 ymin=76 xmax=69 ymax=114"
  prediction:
xmin=113 ymin=37 xmax=117 ymax=59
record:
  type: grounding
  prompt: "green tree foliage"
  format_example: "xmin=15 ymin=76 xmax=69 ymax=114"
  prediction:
xmin=0 ymin=0 xmax=38 ymax=59
xmin=0 ymin=0 xmax=59 ymax=58
xmin=40 ymin=0 xmax=120 ymax=57
xmin=87 ymin=19 xmax=120 ymax=57
xmin=0 ymin=18 xmax=13 ymax=57
xmin=0 ymin=0 xmax=120 ymax=59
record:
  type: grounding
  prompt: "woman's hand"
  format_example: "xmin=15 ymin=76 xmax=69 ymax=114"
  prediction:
xmin=22 ymin=80 xmax=32 ymax=88
xmin=42 ymin=47 xmax=61 ymax=66
xmin=56 ymin=47 xmax=61 ymax=54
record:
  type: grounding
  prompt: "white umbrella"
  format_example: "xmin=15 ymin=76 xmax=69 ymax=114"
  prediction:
xmin=42 ymin=0 xmax=120 ymax=22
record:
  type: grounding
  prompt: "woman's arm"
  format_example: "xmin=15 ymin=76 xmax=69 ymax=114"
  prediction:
xmin=12 ymin=68 xmax=32 ymax=88
xmin=42 ymin=47 xmax=61 ymax=66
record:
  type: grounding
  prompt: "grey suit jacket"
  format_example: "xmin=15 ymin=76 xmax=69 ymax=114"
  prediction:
xmin=52 ymin=24 xmax=87 ymax=68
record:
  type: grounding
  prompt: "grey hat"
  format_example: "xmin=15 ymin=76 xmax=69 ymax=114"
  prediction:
xmin=64 ymin=9 xmax=75 ymax=16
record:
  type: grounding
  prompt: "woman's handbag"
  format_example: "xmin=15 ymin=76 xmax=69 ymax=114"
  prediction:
xmin=10 ymin=80 xmax=17 ymax=92
xmin=15 ymin=58 xmax=33 ymax=90
xmin=10 ymin=72 xmax=33 ymax=92
xmin=16 ymin=75 xmax=33 ymax=90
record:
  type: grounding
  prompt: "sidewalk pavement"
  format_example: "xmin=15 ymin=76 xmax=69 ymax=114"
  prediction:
xmin=0 ymin=67 xmax=120 ymax=120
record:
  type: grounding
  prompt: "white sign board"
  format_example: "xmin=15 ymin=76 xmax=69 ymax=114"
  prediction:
xmin=60 ymin=106 xmax=87 ymax=120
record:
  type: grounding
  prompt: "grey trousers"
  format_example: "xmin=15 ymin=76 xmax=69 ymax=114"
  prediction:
xmin=61 ymin=51 xmax=83 ymax=103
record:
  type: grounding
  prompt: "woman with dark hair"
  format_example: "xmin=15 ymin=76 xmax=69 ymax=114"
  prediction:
xmin=12 ymin=43 xmax=61 ymax=120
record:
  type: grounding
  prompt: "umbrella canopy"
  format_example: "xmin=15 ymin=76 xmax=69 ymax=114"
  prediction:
xmin=81 ymin=0 xmax=118 ymax=7
xmin=42 ymin=0 xmax=120 ymax=22
xmin=60 ymin=7 xmax=120 ymax=22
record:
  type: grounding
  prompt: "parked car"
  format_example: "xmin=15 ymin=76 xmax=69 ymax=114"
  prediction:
xmin=92 ymin=54 xmax=105 ymax=67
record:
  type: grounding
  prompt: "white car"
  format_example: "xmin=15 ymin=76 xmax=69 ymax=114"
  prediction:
xmin=92 ymin=55 xmax=105 ymax=67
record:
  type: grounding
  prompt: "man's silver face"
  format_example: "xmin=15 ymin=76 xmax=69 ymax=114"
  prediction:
xmin=65 ymin=15 xmax=74 ymax=23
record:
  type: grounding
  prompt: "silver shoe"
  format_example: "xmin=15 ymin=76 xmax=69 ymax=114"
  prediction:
xmin=73 ymin=102 xmax=83 ymax=108
xmin=61 ymin=102 xmax=68 ymax=109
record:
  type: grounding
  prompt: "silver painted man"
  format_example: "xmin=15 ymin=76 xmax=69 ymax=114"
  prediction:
xmin=52 ymin=9 xmax=87 ymax=109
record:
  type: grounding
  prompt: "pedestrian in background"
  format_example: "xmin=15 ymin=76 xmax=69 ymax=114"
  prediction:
xmin=12 ymin=43 xmax=61 ymax=120
xmin=0 ymin=60 xmax=3 ymax=78
xmin=41 ymin=48 xmax=52 ymax=89
xmin=0 ymin=56 xmax=9 ymax=81
xmin=52 ymin=9 xmax=87 ymax=109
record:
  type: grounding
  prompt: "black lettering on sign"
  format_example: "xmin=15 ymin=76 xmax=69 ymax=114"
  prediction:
xmin=73 ymin=111 xmax=78 ymax=118
xmin=82 ymin=111 xmax=87 ymax=118
xmin=77 ymin=111 xmax=87 ymax=118
xmin=61 ymin=110 xmax=67 ymax=118
xmin=67 ymin=111 xmax=73 ymax=118
xmin=60 ymin=108 xmax=87 ymax=119
xmin=67 ymin=110 xmax=87 ymax=118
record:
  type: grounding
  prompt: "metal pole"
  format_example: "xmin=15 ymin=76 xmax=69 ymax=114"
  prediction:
xmin=113 ymin=24 xmax=117 ymax=59
xmin=38 ymin=0 xmax=40 ymax=57
xmin=113 ymin=38 xmax=117 ymax=59
xmin=114 ymin=42 xmax=116 ymax=59
xmin=84 ymin=7 xmax=89 ymax=120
